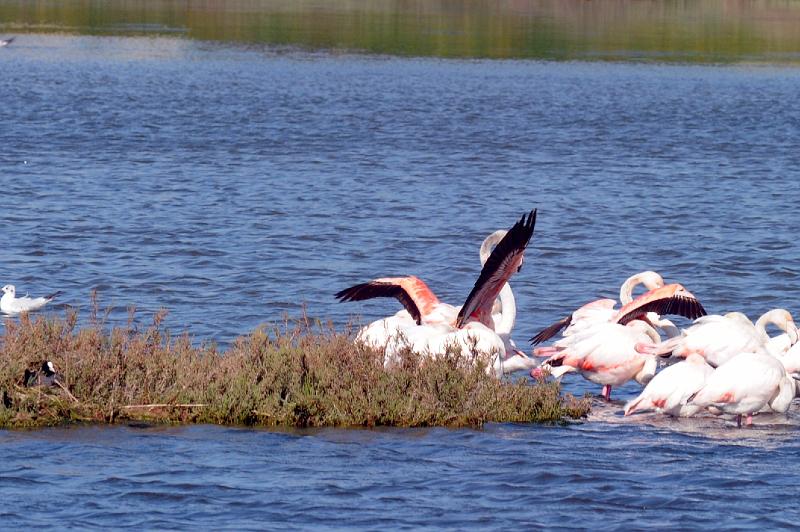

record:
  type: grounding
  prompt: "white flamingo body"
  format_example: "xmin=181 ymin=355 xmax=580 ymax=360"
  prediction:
xmin=689 ymin=351 xmax=795 ymax=422
xmin=1 ymin=285 xmax=59 ymax=314
xmin=356 ymin=310 xmax=417 ymax=349
xmin=671 ymin=314 xmax=765 ymax=367
xmin=777 ymin=341 xmax=800 ymax=397
xmin=624 ymin=353 xmax=713 ymax=417
xmin=655 ymin=310 xmax=798 ymax=367
xmin=538 ymin=321 xmax=659 ymax=398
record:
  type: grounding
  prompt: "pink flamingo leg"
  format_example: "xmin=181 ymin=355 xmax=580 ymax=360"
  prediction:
xmin=746 ymin=413 xmax=753 ymax=426
xmin=601 ymin=385 xmax=612 ymax=401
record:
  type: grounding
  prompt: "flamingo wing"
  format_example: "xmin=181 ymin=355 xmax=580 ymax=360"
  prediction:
xmin=335 ymin=276 xmax=439 ymax=325
xmin=530 ymin=314 xmax=572 ymax=345
xmin=613 ymin=284 xmax=706 ymax=325
xmin=456 ymin=210 xmax=537 ymax=329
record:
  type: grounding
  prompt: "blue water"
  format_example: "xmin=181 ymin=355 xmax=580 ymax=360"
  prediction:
xmin=2 ymin=35 xmax=800 ymax=528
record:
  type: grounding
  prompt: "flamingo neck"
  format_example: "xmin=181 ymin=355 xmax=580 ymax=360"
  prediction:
xmin=628 ymin=320 xmax=661 ymax=343
xmin=755 ymin=309 xmax=796 ymax=341
xmin=479 ymin=230 xmax=507 ymax=266
xmin=652 ymin=316 xmax=681 ymax=339
xmin=494 ymin=283 xmax=516 ymax=335
xmin=619 ymin=271 xmax=664 ymax=305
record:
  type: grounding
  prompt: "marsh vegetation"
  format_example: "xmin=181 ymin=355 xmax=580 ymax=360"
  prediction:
xmin=0 ymin=302 xmax=588 ymax=429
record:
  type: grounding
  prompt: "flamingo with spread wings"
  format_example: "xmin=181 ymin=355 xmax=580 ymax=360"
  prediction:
xmin=531 ymin=270 xmax=667 ymax=347
xmin=336 ymin=210 xmax=537 ymax=375
xmin=531 ymin=283 xmax=707 ymax=400
xmin=343 ymin=229 xmax=524 ymax=355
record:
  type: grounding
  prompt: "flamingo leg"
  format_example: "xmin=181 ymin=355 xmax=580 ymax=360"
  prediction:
xmin=746 ymin=413 xmax=753 ymax=426
xmin=601 ymin=385 xmax=612 ymax=401
xmin=736 ymin=414 xmax=742 ymax=428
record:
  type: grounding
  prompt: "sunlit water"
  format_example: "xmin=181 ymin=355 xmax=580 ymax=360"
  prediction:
xmin=2 ymin=35 xmax=800 ymax=528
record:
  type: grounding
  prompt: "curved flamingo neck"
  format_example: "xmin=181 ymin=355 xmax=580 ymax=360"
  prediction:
xmin=619 ymin=271 xmax=665 ymax=305
xmin=627 ymin=320 xmax=661 ymax=343
xmin=755 ymin=309 xmax=795 ymax=339
xmin=651 ymin=316 xmax=681 ymax=338
xmin=479 ymin=229 xmax=514 ymax=333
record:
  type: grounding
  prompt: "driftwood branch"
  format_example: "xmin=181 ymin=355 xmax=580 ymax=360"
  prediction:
xmin=123 ymin=403 xmax=206 ymax=409
xmin=54 ymin=380 xmax=80 ymax=403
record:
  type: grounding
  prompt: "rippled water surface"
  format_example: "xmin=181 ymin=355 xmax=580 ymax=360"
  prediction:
xmin=2 ymin=35 xmax=800 ymax=528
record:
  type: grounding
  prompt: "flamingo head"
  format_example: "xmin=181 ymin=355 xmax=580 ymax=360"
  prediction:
xmin=779 ymin=311 xmax=798 ymax=345
xmin=639 ymin=271 xmax=665 ymax=290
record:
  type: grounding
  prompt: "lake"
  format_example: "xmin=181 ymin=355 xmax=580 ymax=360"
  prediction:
xmin=2 ymin=4 xmax=800 ymax=529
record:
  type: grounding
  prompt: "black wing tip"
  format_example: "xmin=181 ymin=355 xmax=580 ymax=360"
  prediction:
xmin=618 ymin=294 xmax=708 ymax=325
xmin=530 ymin=314 xmax=572 ymax=345
xmin=334 ymin=282 xmax=386 ymax=302
xmin=693 ymin=299 xmax=708 ymax=319
xmin=334 ymin=281 xmax=388 ymax=301
xmin=334 ymin=283 xmax=365 ymax=301
xmin=513 ymin=209 xmax=537 ymax=245
xmin=45 ymin=291 xmax=62 ymax=301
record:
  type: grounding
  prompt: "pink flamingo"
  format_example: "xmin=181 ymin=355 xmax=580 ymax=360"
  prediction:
xmin=531 ymin=283 xmax=706 ymax=400
xmin=336 ymin=210 xmax=537 ymax=375
xmin=687 ymin=351 xmax=795 ymax=427
xmin=531 ymin=270 xmax=666 ymax=348
xmin=639 ymin=309 xmax=798 ymax=367
xmin=624 ymin=353 xmax=714 ymax=417
xmin=533 ymin=320 xmax=661 ymax=400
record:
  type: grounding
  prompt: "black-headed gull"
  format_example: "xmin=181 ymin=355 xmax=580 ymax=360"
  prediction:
xmin=1 ymin=284 xmax=61 ymax=314
xmin=0 ymin=37 xmax=14 ymax=47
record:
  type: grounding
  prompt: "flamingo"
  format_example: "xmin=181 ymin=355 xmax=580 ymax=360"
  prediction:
xmin=639 ymin=309 xmax=798 ymax=367
xmin=531 ymin=270 xmax=666 ymax=348
xmin=687 ymin=351 xmax=795 ymax=427
xmin=533 ymin=320 xmax=661 ymax=400
xmin=776 ymin=341 xmax=800 ymax=397
xmin=336 ymin=210 xmax=537 ymax=376
xmin=347 ymin=229 xmax=524 ymax=357
xmin=531 ymin=283 xmax=706 ymax=400
xmin=624 ymin=353 xmax=714 ymax=417
xmin=1 ymin=285 xmax=61 ymax=314
xmin=533 ymin=282 xmax=707 ymax=363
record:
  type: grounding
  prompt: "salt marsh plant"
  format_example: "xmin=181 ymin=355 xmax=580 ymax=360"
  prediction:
xmin=0 ymin=305 xmax=588 ymax=429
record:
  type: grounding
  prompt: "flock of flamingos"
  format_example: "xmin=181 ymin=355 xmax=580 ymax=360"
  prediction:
xmin=3 ymin=210 xmax=798 ymax=428
xmin=336 ymin=210 xmax=800 ymax=428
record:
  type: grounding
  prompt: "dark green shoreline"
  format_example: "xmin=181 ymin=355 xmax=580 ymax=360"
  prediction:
xmin=2 ymin=0 xmax=800 ymax=63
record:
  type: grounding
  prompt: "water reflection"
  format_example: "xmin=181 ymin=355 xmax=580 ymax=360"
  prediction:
xmin=1 ymin=0 xmax=800 ymax=62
